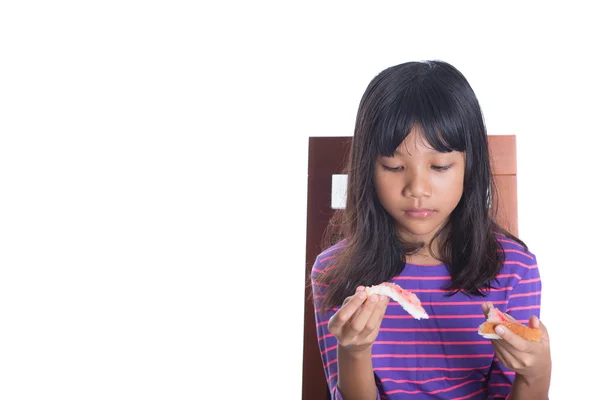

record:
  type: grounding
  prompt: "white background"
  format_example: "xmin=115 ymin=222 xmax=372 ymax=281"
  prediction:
xmin=1 ymin=1 xmax=597 ymax=399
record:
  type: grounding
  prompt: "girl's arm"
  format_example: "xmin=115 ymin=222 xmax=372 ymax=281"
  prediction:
xmin=314 ymin=287 xmax=389 ymax=400
xmin=509 ymin=370 xmax=551 ymax=400
xmin=484 ymin=251 xmax=550 ymax=399
xmin=481 ymin=305 xmax=551 ymax=399
xmin=337 ymin=346 xmax=378 ymax=400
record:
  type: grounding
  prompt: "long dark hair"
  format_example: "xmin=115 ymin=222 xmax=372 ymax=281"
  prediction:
xmin=315 ymin=60 xmax=527 ymax=310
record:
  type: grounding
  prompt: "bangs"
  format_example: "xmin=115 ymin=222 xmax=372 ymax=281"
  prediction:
xmin=373 ymin=76 xmax=470 ymax=157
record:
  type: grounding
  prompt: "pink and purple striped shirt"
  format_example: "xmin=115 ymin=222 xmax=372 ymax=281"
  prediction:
xmin=311 ymin=235 xmax=542 ymax=400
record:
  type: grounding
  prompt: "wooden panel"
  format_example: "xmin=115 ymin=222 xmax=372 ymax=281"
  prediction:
xmin=494 ymin=175 xmax=518 ymax=236
xmin=302 ymin=137 xmax=352 ymax=400
xmin=302 ymin=135 xmax=518 ymax=400
xmin=488 ymin=135 xmax=516 ymax=175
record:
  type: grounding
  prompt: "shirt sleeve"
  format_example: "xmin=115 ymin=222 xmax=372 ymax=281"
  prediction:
xmin=310 ymin=255 xmax=383 ymax=400
xmin=487 ymin=255 xmax=542 ymax=399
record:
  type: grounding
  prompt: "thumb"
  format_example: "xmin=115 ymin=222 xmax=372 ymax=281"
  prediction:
xmin=493 ymin=323 xmax=521 ymax=346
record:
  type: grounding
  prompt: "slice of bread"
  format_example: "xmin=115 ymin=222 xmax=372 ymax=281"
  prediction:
xmin=478 ymin=321 xmax=541 ymax=341
xmin=478 ymin=307 xmax=541 ymax=342
xmin=365 ymin=282 xmax=429 ymax=320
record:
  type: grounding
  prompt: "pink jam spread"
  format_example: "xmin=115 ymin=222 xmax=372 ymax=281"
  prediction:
xmin=487 ymin=308 xmax=513 ymax=323
xmin=382 ymin=282 xmax=422 ymax=305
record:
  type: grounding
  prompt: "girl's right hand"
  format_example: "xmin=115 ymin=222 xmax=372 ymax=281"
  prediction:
xmin=327 ymin=286 xmax=390 ymax=353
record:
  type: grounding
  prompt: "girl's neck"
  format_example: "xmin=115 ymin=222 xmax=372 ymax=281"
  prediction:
xmin=399 ymin=225 xmax=448 ymax=266
xmin=403 ymin=236 xmax=444 ymax=266
xmin=406 ymin=252 xmax=443 ymax=266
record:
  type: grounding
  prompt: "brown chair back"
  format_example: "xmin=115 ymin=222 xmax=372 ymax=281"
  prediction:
xmin=301 ymin=135 xmax=519 ymax=399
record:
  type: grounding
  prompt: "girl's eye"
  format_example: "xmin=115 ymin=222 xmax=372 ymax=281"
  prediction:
xmin=432 ymin=164 xmax=453 ymax=171
xmin=383 ymin=165 xmax=404 ymax=172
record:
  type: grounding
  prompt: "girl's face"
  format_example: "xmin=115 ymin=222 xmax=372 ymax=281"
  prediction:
xmin=374 ymin=129 xmax=465 ymax=246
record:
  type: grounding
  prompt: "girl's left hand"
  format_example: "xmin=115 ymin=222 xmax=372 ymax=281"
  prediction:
xmin=481 ymin=302 xmax=551 ymax=382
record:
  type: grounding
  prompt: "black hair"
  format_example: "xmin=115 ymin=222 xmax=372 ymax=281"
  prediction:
xmin=316 ymin=60 xmax=526 ymax=310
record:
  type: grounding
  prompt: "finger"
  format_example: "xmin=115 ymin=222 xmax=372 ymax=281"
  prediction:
xmin=328 ymin=292 xmax=367 ymax=330
xmin=491 ymin=347 xmax=508 ymax=368
xmin=481 ymin=301 xmax=495 ymax=318
xmin=492 ymin=339 xmax=527 ymax=372
xmin=373 ymin=295 xmax=390 ymax=324
xmin=532 ymin=317 xmax=550 ymax=342
xmin=493 ymin=324 xmax=529 ymax=353
xmin=360 ymin=295 xmax=390 ymax=337
xmin=529 ymin=315 xmax=539 ymax=329
xmin=342 ymin=294 xmax=380 ymax=337
xmin=344 ymin=289 xmax=370 ymax=322
xmin=492 ymin=349 xmax=517 ymax=371
xmin=526 ymin=315 xmax=550 ymax=342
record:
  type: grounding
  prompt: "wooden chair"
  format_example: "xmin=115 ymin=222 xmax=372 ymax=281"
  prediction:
xmin=302 ymin=135 xmax=519 ymax=400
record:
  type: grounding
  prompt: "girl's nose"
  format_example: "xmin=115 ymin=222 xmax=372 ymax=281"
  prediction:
xmin=403 ymin=169 xmax=432 ymax=199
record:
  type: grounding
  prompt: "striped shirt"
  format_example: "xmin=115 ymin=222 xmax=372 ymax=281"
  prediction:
xmin=311 ymin=235 xmax=542 ymax=400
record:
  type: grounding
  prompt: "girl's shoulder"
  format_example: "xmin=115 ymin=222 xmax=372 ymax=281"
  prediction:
xmin=311 ymin=239 xmax=346 ymax=276
xmin=494 ymin=233 xmax=538 ymax=272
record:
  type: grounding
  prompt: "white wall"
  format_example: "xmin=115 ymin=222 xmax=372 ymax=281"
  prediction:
xmin=1 ymin=2 xmax=597 ymax=399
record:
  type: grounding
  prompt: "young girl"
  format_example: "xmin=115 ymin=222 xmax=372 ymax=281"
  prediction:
xmin=311 ymin=61 xmax=551 ymax=400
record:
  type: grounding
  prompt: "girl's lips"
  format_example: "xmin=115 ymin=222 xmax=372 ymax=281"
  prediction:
xmin=404 ymin=209 xmax=436 ymax=218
